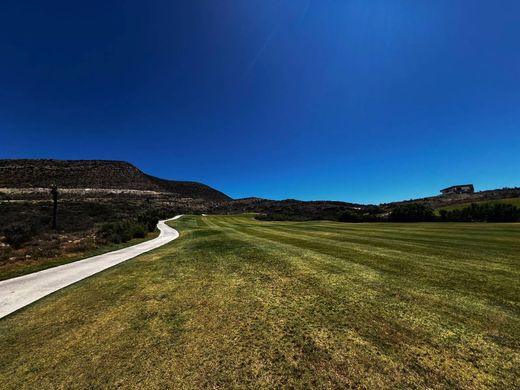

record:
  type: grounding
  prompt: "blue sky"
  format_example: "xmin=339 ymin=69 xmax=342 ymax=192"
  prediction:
xmin=1 ymin=1 xmax=519 ymax=204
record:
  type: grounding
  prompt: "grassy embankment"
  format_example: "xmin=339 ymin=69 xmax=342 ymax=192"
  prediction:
xmin=0 ymin=215 xmax=519 ymax=388
xmin=0 ymin=230 xmax=159 ymax=281
xmin=437 ymin=197 xmax=520 ymax=211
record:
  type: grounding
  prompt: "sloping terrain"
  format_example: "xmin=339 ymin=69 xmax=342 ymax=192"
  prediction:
xmin=0 ymin=160 xmax=229 ymax=267
xmin=0 ymin=159 xmax=231 ymax=202
xmin=212 ymin=197 xmax=367 ymax=220
xmin=437 ymin=197 xmax=520 ymax=211
xmin=145 ymin=174 xmax=230 ymax=202
xmin=382 ymin=187 xmax=520 ymax=210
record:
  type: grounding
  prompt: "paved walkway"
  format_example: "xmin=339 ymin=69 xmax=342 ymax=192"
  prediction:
xmin=0 ymin=216 xmax=182 ymax=319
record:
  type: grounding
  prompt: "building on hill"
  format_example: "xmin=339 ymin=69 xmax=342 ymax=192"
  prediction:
xmin=440 ymin=184 xmax=475 ymax=195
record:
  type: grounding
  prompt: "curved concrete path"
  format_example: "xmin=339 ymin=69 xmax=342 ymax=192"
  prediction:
xmin=0 ymin=215 xmax=183 ymax=319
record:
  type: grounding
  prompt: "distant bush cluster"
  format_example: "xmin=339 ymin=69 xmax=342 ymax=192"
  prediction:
xmin=386 ymin=203 xmax=520 ymax=223
xmin=3 ymin=223 xmax=37 ymax=249
xmin=255 ymin=213 xmax=313 ymax=222
xmin=98 ymin=210 xmax=160 ymax=244
xmin=336 ymin=202 xmax=520 ymax=223
xmin=389 ymin=204 xmax=435 ymax=222
xmin=137 ymin=210 xmax=160 ymax=232
xmin=99 ymin=220 xmax=147 ymax=244
xmin=337 ymin=206 xmax=384 ymax=223
xmin=438 ymin=203 xmax=520 ymax=222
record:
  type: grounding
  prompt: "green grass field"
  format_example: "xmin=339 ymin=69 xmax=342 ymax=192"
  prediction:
xmin=437 ymin=197 xmax=520 ymax=211
xmin=1 ymin=215 xmax=519 ymax=389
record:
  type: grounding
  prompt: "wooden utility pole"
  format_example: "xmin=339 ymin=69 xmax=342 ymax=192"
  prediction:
xmin=50 ymin=184 xmax=58 ymax=230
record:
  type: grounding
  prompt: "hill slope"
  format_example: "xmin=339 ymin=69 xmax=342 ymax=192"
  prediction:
xmin=438 ymin=197 xmax=520 ymax=211
xmin=0 ymin=159 xmax=231 ymax=202
xmin=382 ymin=187 xmax=520 ymax=210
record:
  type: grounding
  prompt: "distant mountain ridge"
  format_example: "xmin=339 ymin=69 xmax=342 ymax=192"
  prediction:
xmin=0 ymin=159 xmax=231 ymax=202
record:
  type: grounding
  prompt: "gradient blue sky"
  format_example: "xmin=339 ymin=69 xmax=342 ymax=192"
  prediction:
xmin=1 ymin=1 xmax=519 ymax=204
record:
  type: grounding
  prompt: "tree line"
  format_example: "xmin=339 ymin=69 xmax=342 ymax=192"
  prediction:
xmin=337 ymin=202 xmax=520 ymax=223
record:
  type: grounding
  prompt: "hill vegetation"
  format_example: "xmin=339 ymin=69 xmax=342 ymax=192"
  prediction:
xmin=217 ymin=198 xmax=367 ymax=221
xmin=0 ymin=159 xmax=229 ymax=271
xmin=337 ymin=202 xmax=520 ymax=223
xmin=438 ymin=197 xmax=520 ymax=211
xmin=382 ymin=187 xmax=520 ymax=210
xmin=0 ymin=159 xmax=230 ymax=202
xmin=1 ymin=159 xmax=519 ymax=272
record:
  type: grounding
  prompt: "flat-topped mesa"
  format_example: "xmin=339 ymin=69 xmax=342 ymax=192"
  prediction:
xmin=0 ymin=159 xmax=231 ymax=202
xmin=0 ymin=160 xmax=154 ymax=190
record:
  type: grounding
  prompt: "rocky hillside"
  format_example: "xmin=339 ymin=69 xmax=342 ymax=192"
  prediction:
xmin=0 ymin=159 xmax=231 ymax=202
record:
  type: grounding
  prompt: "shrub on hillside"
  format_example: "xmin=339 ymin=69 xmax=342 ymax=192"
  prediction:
xmin=365 ymin=205 xmax=384 ymax=215
xmin=99 ymin=220 xmax=148 ymax=244
xmin=4 ymin=223 xmax=37 ymax=248
xmin=337 ymin=209 xmax=386 ymax=222
xmin=390 ymin=204 xmax=434 ymax=222
xmin=440 ymin=203 xmax=520 ymax=222
xmin=486 ymin=203 xmax=520 ymax=222
xmin=337 ymin=210 xmax=364 ymax=222
xmin=84 ymin=202 xmax=111 ymax=218
xmin=137 ymin=210 xmax=160 ymax=232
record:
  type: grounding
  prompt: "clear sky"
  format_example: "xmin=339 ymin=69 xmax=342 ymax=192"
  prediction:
xmin=1 ymin=1 xmax=519 ymax=204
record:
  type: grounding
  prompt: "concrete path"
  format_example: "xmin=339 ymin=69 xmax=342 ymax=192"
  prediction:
xmin=0 ymin=215 xmax=183 ymax=319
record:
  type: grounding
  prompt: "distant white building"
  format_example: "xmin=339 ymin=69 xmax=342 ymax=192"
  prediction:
xmin=440 ymin=184 xmax=474 ymax=195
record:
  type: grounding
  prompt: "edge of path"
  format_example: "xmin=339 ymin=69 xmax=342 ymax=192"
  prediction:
xmin=0 ymin=215 xmax=183 ymax=319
